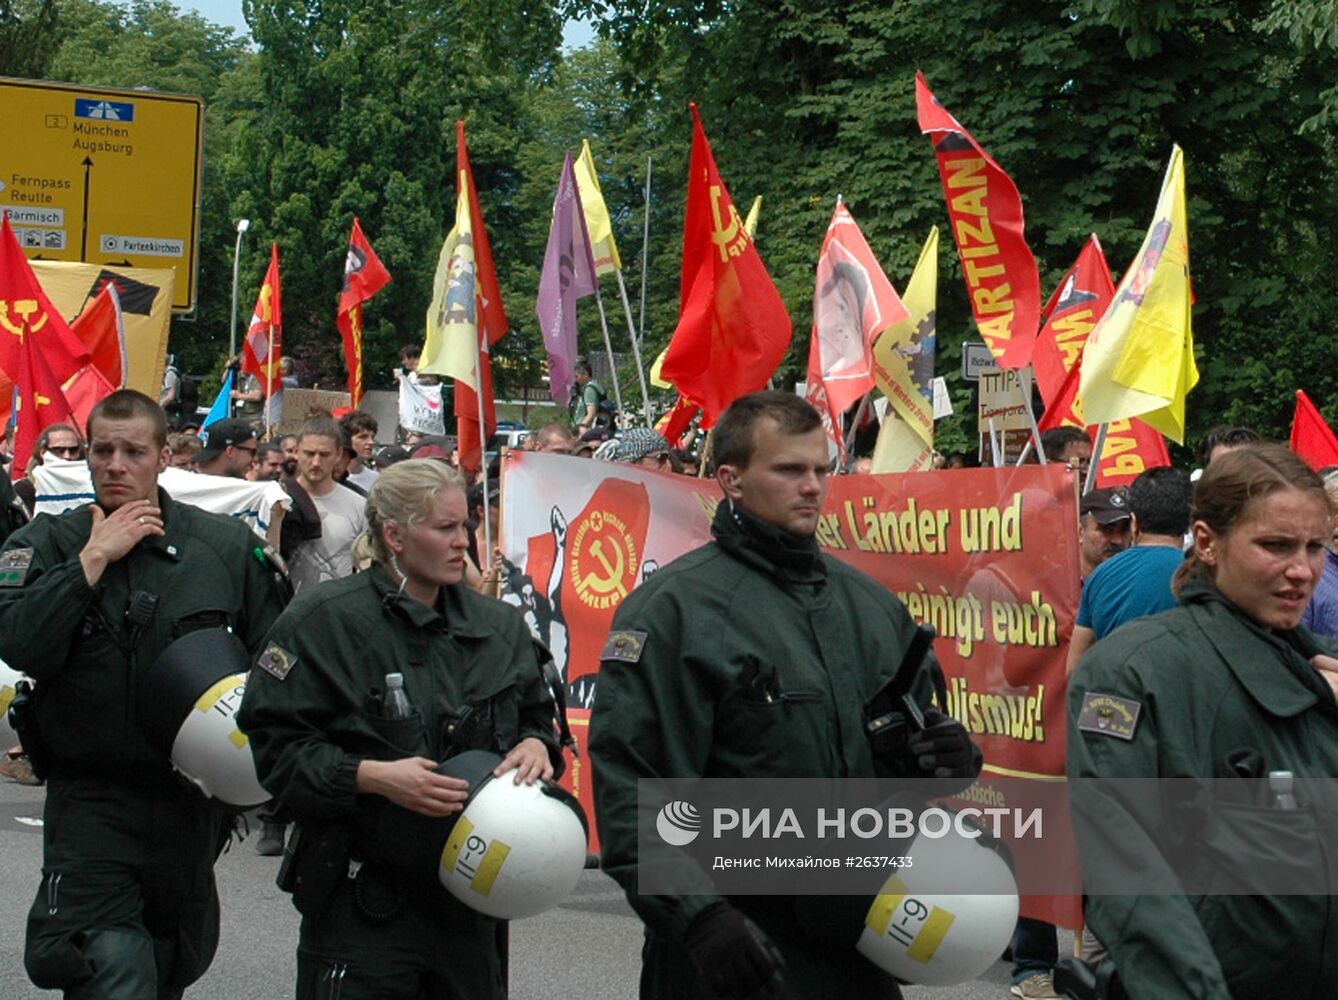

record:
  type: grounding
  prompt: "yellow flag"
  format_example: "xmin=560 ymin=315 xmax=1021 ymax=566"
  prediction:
xmin=873 ymin=416 xmax=936 ymax=473
xmin=1078 ymin=146 xmax=1196 ymax=443
xmin=651 ymin=194 xmax=764 ymax=390
xmin=871 ymin=227 xmax=938 ymax=472
xmin=574 ymin=139 xmax=621 ymax=275
xmin=743 ymin=196 xmax=762 ymax=239
xmin=421 ymin=174 xmax=480 ymax=389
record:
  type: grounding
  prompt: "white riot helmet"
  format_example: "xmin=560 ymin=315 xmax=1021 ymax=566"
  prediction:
xmin=855 ymin=817 xmax=1019 ymax=986
xmin=0 ymin=658 xmax=23 ymax=750
xmin=139 ymin=628 xmax=269 ymax=808
xmin=433 ymin=750 xmax=588 ymax=919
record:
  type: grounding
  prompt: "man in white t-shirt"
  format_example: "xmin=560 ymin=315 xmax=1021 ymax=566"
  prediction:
xmin=286 ymin=418 xmax=368 ymax=593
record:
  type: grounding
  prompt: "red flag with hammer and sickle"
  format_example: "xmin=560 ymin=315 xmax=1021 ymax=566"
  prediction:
xmin=13 ymin=327 xmax=76 ymax=480
xmin=0 ymin=216 xmax=89 ymax=389
xmin=660 ymin=104 xmax=792 ymax=428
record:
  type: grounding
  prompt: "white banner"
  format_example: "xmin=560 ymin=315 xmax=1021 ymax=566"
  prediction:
xmin=397 ymin=372 xmax=445 ymax=435
xmin=32 ymin=459 xmax=289 ymax=538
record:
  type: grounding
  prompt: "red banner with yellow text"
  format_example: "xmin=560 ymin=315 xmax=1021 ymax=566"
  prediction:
xmin=500 ymin=455 xmax=1082 ymax=925
xmin=916 ymin=73 xmax=1040 ymax=370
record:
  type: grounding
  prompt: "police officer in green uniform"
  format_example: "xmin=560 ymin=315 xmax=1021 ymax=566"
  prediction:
xmin=237 ymin=459 xmax=563 ymax=1000
xmin=1069 ymin=444 xmax=1338 ymax=1000
xmin=590 ymin=391 xmax=981 ymax=1000
xmin=0 ymin=390 xmax=286 ymax=1000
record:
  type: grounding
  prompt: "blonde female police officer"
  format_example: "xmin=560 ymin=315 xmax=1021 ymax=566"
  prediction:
xmin=1069 ymin=444 xmax=1338 ymax=1000
xmin=238 ymin=459 xmax=562 ymax=1000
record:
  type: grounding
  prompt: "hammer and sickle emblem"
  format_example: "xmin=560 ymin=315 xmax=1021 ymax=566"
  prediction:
xmin=580 ymin=536 xmax=629 ymax=600
xmin=0 ymin=299 xmax=48 ymax=340
xmin=709 ymin=185 xmax=743 ymax=263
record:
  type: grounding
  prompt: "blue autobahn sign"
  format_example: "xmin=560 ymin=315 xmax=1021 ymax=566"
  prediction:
xmin=74 ymin=98 xmax=136 ymax=122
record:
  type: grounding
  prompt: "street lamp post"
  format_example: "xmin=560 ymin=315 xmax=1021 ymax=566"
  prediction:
xmin=229 ymin=218 xmax=251 ymax=418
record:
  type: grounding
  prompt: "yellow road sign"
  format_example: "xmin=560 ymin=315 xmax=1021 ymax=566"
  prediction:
xmin=0 ymin=77 xmax=204 ymax=312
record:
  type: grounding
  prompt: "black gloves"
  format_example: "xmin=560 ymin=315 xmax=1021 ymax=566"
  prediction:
xmin=684 ymin=902 xmax=786 ymax=999
xmin=909 ymin=708 xmax=981 ymax=781
xmin=871 ymin=707 xmax=982 ymax=795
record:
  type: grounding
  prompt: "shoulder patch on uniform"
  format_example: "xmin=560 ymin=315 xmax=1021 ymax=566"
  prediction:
xmin=602 ymin=629 xmax=648 ymax=664
xmin=255 ymin=642 xmax=298 ymax=681
xmin=0 ymin=548 xmax=34 ymax=588
xmin=1077 ymin=691 xmax=1141 ymax=740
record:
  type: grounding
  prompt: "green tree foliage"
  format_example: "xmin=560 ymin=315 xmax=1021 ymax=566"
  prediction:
xmin=0 ymin=0 xmax=61 ymax=79
xmin=7 ymin=0 xmax=1337 ymax=453
xmin=229 ymin=0 xmax=563 ymax=396
xmin=575 ymin=0 xmax=1338 ymax=451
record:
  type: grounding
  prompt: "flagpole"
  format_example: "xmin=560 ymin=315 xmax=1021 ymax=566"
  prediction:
xmin=473 ymin=330 xmax=493 ymax=572
xmin=1024 ymin=371 xmax=1047 ymax=464
xmin=840 ymin=393 xmax=871 ymax=469
xmin=591 ymin=281 xmax=625 ymax=419
xmin=228 ymin=219 xmax=250 ymax=417
xmin=638 ymin=156 xmax=652 ymax=356
xmin=614 ymin=268 xmax=652 ymax=427
xmin=988 ymin=417 xmax=1003 ymax=468
xmin=1084 ymin=424 xmax=1108 ymax=494
xmin=264 ymin=340 xmax=273 ymax=438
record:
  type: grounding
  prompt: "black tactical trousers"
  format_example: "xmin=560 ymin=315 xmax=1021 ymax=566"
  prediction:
xmin=24 ymin=776 xmax=223 ymax=1000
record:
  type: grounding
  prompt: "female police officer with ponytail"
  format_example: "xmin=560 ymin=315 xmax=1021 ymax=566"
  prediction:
xmin=238 ymin=459 xmax=562 ymax=1000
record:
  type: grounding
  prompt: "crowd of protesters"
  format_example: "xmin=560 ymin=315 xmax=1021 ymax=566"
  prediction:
xmin=2 ymin=349 xmax=1337 ymax=1000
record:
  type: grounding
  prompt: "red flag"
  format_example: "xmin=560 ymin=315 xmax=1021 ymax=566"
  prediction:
xmin=62 ymin=364 xmax=116 ymax=432
xmin=916 ymin=73 xmax=1041 ymax=370
xmin=1035 ymin=237 xmax=1116 ymax=431
xmin=656 ymin=395 xmax=699 ymax=447
xmin=70 ymin=282 xmax=127 ymax=387
xmin=0 ymin=215 xmax=89 ymax=386
xmin=452 ymin=121 xmax=509 ymax=474
xmin=1030 ymin=238 xmax=1169 ymax=485
xmin=1090 ymin=418 xmax=1172 ymax=488
xmin=805 ymin=202 xmax=908 ymax=450
xmin=243 ymin=243 xmax=283 ymax=394
xmin=1291 ymin=390 xmax=1338 ymax=471
xmin=13 ymin=329 xmax=76 ymax=480
xmin=336 ymin=219 xmax=390 ymax=406
xmin=660 ymin=105 xmax=792 ymax=428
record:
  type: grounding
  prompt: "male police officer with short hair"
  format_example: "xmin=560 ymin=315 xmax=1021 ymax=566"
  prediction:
xmin=0 ymin=390 xmax=286 ymax=999
xmin=590 ymin=391 xmax=980 ymax=1000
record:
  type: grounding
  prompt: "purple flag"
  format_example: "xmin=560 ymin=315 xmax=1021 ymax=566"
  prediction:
xmin=536 ymin=152 xmax=599 ymax=406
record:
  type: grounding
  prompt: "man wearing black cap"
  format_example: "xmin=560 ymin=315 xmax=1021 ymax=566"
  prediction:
xmin=1066 ymin=468 xmax=1191 ymax=673
xmin=1077 ymin=487 xmax=1132 ymax=580
xmin=196 ymin=419 xmax=258 ymax=479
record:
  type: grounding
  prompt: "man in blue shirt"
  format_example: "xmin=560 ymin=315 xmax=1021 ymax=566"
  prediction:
xmin=1067 ymin=467 xmax=1191 ymax=672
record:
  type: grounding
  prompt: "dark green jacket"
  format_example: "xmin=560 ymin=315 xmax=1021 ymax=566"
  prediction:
xmin=1069 ymin=580 xmax=1338 ymax=1000
xmin=590 ymin=502 xmax=921 ymax=996
xmin=0 ymin=489 xmax=284 ymax=782
xmin=237 ymin=565 xmax=560 ymax=826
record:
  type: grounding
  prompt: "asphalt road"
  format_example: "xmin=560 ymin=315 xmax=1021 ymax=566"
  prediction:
xmin=0 ymin=779 xmax=1045 ymax=998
